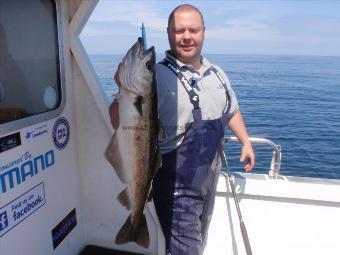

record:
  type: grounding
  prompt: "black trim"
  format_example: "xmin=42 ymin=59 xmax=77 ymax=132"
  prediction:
xmin=209 ymin=66 xmax=231 ymax=115
xmin=160 ymin=60 xmax=232 ymax=115
xmin=160 ymin=60 xmax=200 ymax=110
xmin=79 ymin=245 xmax=143 ymax=255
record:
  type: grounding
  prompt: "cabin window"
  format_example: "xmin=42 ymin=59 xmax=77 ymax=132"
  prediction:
xmin=0 ymin=0 xmax=62 ymax=125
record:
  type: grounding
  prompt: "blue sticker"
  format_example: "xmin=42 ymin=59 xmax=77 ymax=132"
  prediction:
xmin=0 ymin=211 xmax=8 ymax=232
xmin=0 ymin=150 xmax=55 ymax=194
xmin=25 ymin=124 xmax=48 ymax=140
xmin=52 ymin=208 xmax=77 ymax=249
xmin=0 ymin=182 xmax=46 ymax=237
xmin=52 ymin=117 xmax=70 ymax=150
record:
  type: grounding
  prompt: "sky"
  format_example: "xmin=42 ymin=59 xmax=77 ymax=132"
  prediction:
xmin=80 ymin=0 xmax=340 ymax=56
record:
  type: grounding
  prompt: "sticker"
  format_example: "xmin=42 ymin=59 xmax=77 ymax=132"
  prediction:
xmin=51 ymin=208 xmax=77 ymax=249
xmin=0 ymin=182 xmax=46 ymax=237
xmin=25 ymin=124 xmax=48 ymax=140
xmin=52 ymin=117 xmax=70 ymax=150
xmin=0 ymin=132 xmax=21 ymax=153
xmin=0 ymin=150 xmax=54 ymax=194
xmin=43 ymin=86 xmax=57 ymax=109
xmin=0 ymin=153 xmax=24 ymax=173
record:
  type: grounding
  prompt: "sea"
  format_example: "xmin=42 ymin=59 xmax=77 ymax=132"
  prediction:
xmin=90 ymin=54 xmax=340 ymax=179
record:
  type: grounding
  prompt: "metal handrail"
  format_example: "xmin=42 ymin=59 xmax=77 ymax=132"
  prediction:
xmin=223 ymin=136 xmax=282 ymax=178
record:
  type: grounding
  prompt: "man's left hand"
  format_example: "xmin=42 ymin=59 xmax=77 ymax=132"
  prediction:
xmin=240 ymin=142 xmax=255 ymax=172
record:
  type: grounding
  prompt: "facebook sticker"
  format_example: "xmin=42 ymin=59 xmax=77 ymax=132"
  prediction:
xmin=0 ymin=182 xmax=46 ymax=237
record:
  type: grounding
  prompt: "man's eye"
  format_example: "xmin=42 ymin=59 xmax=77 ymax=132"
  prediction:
xmin=189 ymin=28 xmax=200 ymax=33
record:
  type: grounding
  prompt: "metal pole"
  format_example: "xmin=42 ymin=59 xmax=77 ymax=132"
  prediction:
xmin=220 ymin=150 xmax=253 ymax=255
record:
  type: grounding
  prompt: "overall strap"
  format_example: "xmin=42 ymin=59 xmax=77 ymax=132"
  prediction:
xmin=209 ymin=66 xmax=231 ymax=115
xmin=160 ymin=60 xmax=200 ymax=110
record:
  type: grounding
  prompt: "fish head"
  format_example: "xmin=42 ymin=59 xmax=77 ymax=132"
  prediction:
xmin=118 ymin=37 xmax=155 ymax=97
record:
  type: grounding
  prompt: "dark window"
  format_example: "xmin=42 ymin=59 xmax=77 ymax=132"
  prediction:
xmin=0 ymin=0 xmax=61 ymax=124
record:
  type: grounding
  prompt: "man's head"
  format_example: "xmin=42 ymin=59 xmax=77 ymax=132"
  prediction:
xmin=167 ymin=4 xmax=205 ymax=66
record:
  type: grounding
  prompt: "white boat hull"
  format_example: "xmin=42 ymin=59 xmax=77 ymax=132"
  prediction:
xmin=205 ymin=174 xmax=340 ymax=255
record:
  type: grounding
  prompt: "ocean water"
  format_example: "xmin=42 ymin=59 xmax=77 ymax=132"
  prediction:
xmin=90 ymin=54 xmax=340 ymax=179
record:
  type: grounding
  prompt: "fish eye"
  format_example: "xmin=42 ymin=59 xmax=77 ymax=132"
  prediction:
xmin=146 ymin=61 xmax=154 ymax=72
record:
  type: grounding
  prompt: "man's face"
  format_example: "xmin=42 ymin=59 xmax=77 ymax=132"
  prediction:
xmin=167 ymin=10 xmax=205 ymax=65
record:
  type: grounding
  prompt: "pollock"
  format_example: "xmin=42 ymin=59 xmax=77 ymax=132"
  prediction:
xmin=105 ymin=37 xmax=160 ymax=248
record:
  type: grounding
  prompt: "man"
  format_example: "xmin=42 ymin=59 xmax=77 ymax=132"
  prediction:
xmin=152 ymin=4 xmax=255 ymax=255
xmin=110 ymin=4 xmax=255 ymax=254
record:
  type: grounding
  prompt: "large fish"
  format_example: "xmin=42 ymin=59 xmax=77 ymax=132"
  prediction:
xmin=105 ymin=37 xmax=160 ymax=248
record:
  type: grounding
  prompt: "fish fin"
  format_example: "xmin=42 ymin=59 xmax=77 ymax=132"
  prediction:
xmin=105 ymin=134 xmax=126 ymax=183
xmin=153 ymin=146 xmax=162 ymax=175
xmin=158 ymin=119 xmax=166 ymax=139
xmin=115 ymin=214 xmax=150 ymax=248
xmin=147 ymin=187 xmax=153 ymax=203
xmin=134 ymin=96 xmax=144 ymax=117
xmin=118 ymin=188 xmax=131 ymax=210
xmin=147 ymin=149 xmax=160 ymax=203
xmin=135 ymin=215 xmax=149 ymax=248
xmin=147 ymin=147 xmax=161 ymax=204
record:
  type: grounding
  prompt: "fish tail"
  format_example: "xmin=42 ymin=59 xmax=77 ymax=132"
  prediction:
xmin=115 ymin=214 xmax=150 ymax=248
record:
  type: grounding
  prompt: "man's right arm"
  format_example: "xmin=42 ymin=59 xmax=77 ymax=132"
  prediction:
xmin=227 ymin=110 xmax=255 ymax=171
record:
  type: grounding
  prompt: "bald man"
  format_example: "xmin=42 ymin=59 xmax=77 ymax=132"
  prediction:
xmin=150 ymin=4 xmax=255 ymax=254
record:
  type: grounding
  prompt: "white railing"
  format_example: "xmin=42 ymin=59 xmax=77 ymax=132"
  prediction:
xmin=224 ymin=136 xmax=282 ymax=178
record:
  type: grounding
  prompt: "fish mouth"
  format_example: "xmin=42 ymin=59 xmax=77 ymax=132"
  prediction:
xmin=137 ymin=37 xmax=155 ymax=59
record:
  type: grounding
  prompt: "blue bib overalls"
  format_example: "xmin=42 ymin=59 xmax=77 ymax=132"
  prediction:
xmin=153 ymin=61 xmax=231 ymax=255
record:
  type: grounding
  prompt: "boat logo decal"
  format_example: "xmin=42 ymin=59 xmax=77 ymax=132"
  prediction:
xmin=0 ymin=132 xmax=21 ymax=153
xmin=0 ymin=152 xmax=28 ymax=173
xmin=0 ymin=182 xmax=46 ymax=237
xmin=25 ymin=124 xmax=48 ymax=140
xmin=52 ymin=117 xmax=70 ymax=150
xmin=0 ymin=150 xmax=55 ymax=194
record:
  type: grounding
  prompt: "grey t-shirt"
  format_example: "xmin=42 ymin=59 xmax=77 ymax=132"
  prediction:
xmin=156 ymin=51 xmax=239 ymax=154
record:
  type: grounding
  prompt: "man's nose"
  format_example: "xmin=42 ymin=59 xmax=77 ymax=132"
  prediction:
xmin=182 ymin=30 xmax=192 ymax=41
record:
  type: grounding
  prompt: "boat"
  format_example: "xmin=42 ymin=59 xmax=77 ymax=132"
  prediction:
xmin=1 ymin=1 xmax=340 ymax=254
